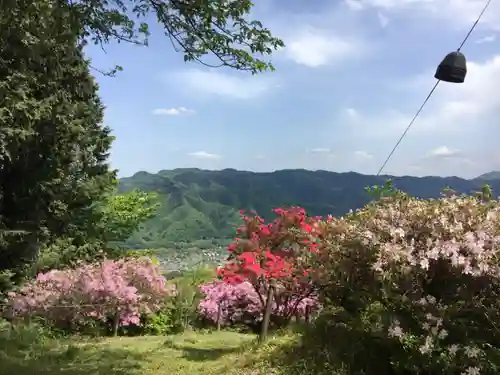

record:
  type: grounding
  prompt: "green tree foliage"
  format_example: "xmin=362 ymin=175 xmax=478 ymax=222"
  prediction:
xmin=0 ymin=0 xmax=283 ymax=287
xmin=96 ymin=189 xmax=159 ymax=244
xmin=33 ymin=190 xmax=159 ymax=273
xmin=64 ymin=0 xmax=284 ymax=74
xmin=0 ymin=0 xmax=115 ymax=273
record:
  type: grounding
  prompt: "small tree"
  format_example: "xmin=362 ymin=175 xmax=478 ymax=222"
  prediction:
xmin=33 ymin=189 xmax=158 ymax=273
xmin=218 ymin=207 xmax=321 ymax=342
xmin=96 ymin=189 xmax=159 ymax=245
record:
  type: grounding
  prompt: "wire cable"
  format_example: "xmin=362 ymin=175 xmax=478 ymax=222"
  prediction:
xmin=375 ymin=80 xmax=440 ymax=176
xmin=375 ymin=0 xmax=494 ymax=176
xmin=457 ymin=0 xmax=493 ymax=52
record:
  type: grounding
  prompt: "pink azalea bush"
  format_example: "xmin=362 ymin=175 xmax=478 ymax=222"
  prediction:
xmin=198 ymin=281 xmax=261 ymax=325
xmin=312 ymin=190 xmax=500 ymax=375
xmin=198 ymin=280 xmax=320 ymax=326
xmin=5 ymin=257 xmax=175 ymax=328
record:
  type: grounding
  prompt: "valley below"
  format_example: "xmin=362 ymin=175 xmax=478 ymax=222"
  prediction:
xmin=119 ymin=168 xmax=500 ymax=269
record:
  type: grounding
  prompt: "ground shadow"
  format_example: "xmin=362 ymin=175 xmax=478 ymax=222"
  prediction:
xmin=0 ymin=342 xmax=146 ymax=375
xmin=173 ymin=344 xmax=245 ymax=362
xmin=262 ymin=316 xmax=396 ymax=375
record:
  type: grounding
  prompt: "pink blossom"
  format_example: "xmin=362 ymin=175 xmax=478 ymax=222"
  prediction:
xmin=197 ymin=280 xmax=321 ymax=326
xmin=6 ymin=257 xmax=174 ymax=328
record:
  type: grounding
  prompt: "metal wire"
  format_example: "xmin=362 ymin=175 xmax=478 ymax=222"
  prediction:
xmin=375 ymin=0 xmax=494 ymax=176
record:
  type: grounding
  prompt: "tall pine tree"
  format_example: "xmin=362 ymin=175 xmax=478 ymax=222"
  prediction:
xmin=0 ymin=0 xmax=115 ymax=273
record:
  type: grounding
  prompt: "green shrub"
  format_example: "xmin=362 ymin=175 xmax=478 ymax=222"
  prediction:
xmin=142 ymin=298 xmax=185 ymax=335
xmin=309 ymin=190 xmax=500 ymax=375
xmin=0 ymin=319 xmax=56 ymax=359
xmin=120 ymin=267 xmax=216 ymax=336
xmin=270 ymin=187 xmax=500 ymax=375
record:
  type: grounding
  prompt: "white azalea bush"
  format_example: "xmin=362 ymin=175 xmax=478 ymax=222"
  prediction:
xmin=309 ymin=185 xmax=500 ymax=375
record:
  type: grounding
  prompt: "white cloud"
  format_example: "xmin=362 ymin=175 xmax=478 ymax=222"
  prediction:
xmin=346 ymin=108 xmax=359 ymax=118
xmin=344 ymin=0 xmax=500 ymax=30
xmin=309 ymin=147 xmax=332 ymax=153
xmin=476 ymin=34 xmax=496 ymax=44
xmin=428 ymin=146 xmax=459 ymax=158
xmin=344 ymin=0 xmax=364 ymax=11
xmin=377 ymin=12 xmax=390 ymax=27
xmin=285 ymin=29 xmax=362 ymax=68
xmin=306 ymin=148 xmax=337 ymax=160
xmin=347 ymin=55 xmax=500 ymax=137
xmin=172 ymin=69 xmax=274 ymax=99
xmin=407 ymin=146 xmax=477 ymax=176
xmin=188 ymin=151 xmax=222 ymax=159
xmin=341 ymin=108 xmax=409 ymax=138
xmin=420 ymin=55 xmax=500 ymax=131
xmin=354 ymin=150 xmax=373 ymax=159
xmin=152 ymin=107 xmax=194 ymax=115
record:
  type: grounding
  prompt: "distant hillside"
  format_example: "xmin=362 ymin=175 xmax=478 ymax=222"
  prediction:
xmin=476 ymin=171 xmax=500 ymax=181
xmin=118 ymin=168 xmax=500 ymax=247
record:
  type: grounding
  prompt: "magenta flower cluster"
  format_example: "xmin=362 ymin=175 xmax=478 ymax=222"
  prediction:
xmin=6 ymin=257 xmax=175 ymax=327
xmin=197 ymin=280 xmax=320 ymax=326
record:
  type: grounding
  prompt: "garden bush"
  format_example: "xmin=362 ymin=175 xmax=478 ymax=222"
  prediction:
xmin=198 ymin=280 xmax=319 ymax=329
xmin=122 ymin=267 xmax=216 ymax=335
xmin=198 ymin=280 xmax=261 ymax=327
xmin=5 ymin=257 xmax=175 ymax=334
xmin=140 ymin=298 xmax=185 ymax=335
xmin=292 ymin=188 xmax=500 ymax=375
xmin=117 ymin=295 xmax=185 ymax=336
xmin=0 ymin=318 xmax=59 ymax=363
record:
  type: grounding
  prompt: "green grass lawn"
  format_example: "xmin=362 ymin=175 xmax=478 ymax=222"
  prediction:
xmin=0 ymin=330 xmax=293 ymax=375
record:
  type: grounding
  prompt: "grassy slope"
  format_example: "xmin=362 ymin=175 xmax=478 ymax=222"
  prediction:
xmin=0 ymin=330 xmax=296 ymax=375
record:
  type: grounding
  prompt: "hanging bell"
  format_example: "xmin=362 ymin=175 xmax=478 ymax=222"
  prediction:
xmin=434 ymin=51 xmax=467 ymax=83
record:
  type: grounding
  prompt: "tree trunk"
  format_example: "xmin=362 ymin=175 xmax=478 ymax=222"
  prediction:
xmin=216 ymin=302 xmax=222 ymax=331
xmin=112 ymin=311 xmax=119 ymax=337
xmin=305 ymin=305 xmax=311 ymax=323
xmin=259 ymin=281 xmax=275 ymax=344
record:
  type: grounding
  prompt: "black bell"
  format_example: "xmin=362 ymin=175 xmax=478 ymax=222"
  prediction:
xmin=434 ymin=51 xmax=467 ymax=83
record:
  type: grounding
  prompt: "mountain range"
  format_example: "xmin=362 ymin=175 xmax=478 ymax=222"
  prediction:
xmin=118 ymin=168 xmax=500 ymax=248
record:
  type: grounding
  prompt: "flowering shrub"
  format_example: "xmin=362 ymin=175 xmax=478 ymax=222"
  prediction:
xmin=197 ymin=280 xmax=320 ymax=327
xmin=198 ymin=280 xmax=261 ymax=325
xmin=216 ymin=208 xmax=322 ymax=326
xmin=5 ymin=257 xmax=174 ymax=329
xmin=310 ymin=189 xmax=500 ymax=375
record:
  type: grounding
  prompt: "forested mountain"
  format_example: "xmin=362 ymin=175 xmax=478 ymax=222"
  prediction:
xmin=118 ymin=168 xmax=500 ymax=247
xmin=477 ymin=171 xmax=500 ymax=181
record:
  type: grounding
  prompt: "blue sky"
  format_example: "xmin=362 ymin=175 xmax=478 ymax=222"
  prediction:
xmin=86 ymin=0 xmax=500 ymax=179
